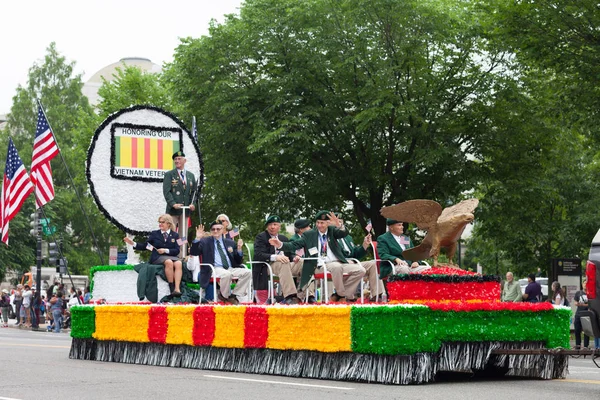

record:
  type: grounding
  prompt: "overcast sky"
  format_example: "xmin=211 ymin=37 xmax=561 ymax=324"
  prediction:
xmin=0 ymin=0 xmax=243 ymax=115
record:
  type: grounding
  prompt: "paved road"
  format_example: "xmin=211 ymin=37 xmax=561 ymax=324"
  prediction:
xmin=1 ymin=326 xmax=599 ymax=400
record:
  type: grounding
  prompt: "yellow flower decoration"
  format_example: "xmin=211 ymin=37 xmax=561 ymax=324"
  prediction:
xmin=94 ymin=305 xmax=151 ymax=342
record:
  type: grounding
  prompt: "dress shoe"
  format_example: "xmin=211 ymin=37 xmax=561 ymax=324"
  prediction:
xmin=227 ymin=295 xmax=240 ymax=305
xmin=282 ymin=295 xmax=301 ymax=305
xmin=172 ymin=290 xmax=182 ymax=297
xmin=329 ymin=293 xmax=345 ymax=303
xmin=307 ymin=296 xmax=317 ymax=304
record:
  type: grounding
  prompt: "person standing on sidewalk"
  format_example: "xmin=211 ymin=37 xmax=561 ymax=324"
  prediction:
xmin=0 ymin=289 xmax=11 ymax=327
xmin=13 ymin=285 xmax=23 ymax=326
xmin=49 ymin=292 xmax=64 ymax=333
xmin=573 ymin=281 xmax=590 ymax=349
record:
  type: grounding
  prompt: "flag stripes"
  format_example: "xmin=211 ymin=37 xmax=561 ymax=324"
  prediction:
xmin=31 ymin=105 xmax=59 ymax=208
xmin=115 ymin=136 xmax=178 ymax=170
xmin=1 ymin=139 xmax=34 ymax=244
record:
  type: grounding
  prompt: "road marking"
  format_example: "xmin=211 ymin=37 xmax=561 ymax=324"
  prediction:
xmin=203 ymin=374 xmax=354 ymax=390
xmin=0 ymin=396 xmax=23 ymax=400
xmin=561 ymin=379 xmax=600 ymax=385
xmin=0 ymin=342 xmax=70 ymax=349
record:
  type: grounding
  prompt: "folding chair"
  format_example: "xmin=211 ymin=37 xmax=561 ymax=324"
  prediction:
xmin=246 ymin=261 xmax=275 ymax=304
xmin=370 ymin=241 xmax=395 ymax=302
xmin=312 ymin=257 xmax=365 ymax=304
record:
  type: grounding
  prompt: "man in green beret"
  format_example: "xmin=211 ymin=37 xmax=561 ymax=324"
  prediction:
xmin=291 ymin=219 xmax=311 ymax=241
xmin=162 ymin=151 xmax=197 ymax=247
xmin=335 ymin=213 xmax=384 ymax=301
xmin=269 ymin=211 xmax=365 ymax=303
xmin=253 ymin=215 xmax=304 ymax=304
xmin=377 ymin=219 xmax=431 ymax=279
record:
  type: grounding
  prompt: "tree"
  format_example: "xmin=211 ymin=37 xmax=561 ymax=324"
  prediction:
xmin=1 ymin=43 xmax=121 ymax=277
xmin=96 ymin=65 xmax=173 ymax=119
xmin=164 ymin=0 xmax=515 ymax=234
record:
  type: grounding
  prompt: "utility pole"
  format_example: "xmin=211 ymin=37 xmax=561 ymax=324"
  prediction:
xmin=29 ymin=210 xmax=42 ymax=329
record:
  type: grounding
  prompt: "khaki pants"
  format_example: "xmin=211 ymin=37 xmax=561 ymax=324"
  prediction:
xmin=394 ymin=263 xmax=431 ymax=274
xmin=270 ymin=260 xmax=303 ymax=298
xmin=316 ymin=261 xmax=365 ymax=300
xmin=213 ymin=267 xmax=252 ymax=299
xmin=361 ymin=260 xmax=385 ymax=298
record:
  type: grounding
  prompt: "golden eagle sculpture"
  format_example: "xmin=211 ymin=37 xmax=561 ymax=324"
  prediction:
xmin=380 ymin=199 xmax=479 ymax=266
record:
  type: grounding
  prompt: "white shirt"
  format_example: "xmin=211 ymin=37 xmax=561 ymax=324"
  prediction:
xmin=317 ymin=231 xmax=338 ymax=263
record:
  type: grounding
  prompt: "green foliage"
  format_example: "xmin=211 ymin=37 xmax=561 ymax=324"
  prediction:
xmin=164 ymin=0 xmax=512 ymax=235
xmin=0 ymin=43 xmax=123 ymax=278
xmin=96 ymin=65 xmax=173 ymax=119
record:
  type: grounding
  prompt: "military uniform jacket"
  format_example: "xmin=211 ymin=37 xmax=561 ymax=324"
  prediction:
xmin=253 ymin=231 xmax=294 ymax=290
xmin=281 ymin=225 xmax=348 ymax=288
xmin=163 ymin=168 xmax=197 ymax=216
xmin=134 ymin=230 xmax=181 ymax=264
xmin=376 ymin=232 xmax=414 ymax=279
xmin=338 ymin=236 xmax=367 ymax=260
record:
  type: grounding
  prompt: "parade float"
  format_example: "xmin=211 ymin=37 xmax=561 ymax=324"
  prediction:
xmin=69 ymin=107 xmax=573 ymax=384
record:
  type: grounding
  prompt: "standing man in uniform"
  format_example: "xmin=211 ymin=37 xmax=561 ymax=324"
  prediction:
xmin=163 ymin=151 xmax=197 ymax=241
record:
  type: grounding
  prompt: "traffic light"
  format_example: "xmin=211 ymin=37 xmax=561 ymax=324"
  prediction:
xmin=48 ymin=241 xmax=58 ymax=266
xmin=29 ymin=212 xmax=39 ymax=237
xmin=58 ymin=257 xmax=68 ymax=274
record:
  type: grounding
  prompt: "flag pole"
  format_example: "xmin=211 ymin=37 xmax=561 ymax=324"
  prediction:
xmin=192 ymin=116 xmax=202 ymax=224
xmin=36 ymin=99 xmax=105 ymax=265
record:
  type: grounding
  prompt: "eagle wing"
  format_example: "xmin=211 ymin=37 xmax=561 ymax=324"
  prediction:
xmin=438 ymin=199 xmax=479 ymax=223
xmin=402 ymin=241 xmax=432 ymax=262
xmin=380 ymin=200 xmax=442 ymax=231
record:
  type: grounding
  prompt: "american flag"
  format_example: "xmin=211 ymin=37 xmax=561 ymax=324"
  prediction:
xmin=229 ymin=227 xmax=239 ymax=238
xmin=400 ymin=236 xmax=410 ymax=245
xmin=365 ymin=220 xmax=372 ymax=233
xmin=1 ymin=139 xmax=34 ymax=244
xmin=31 ymin=105 xmax=59 ymax=208
xmin=192 ymin=116 xmax=197 ymax=142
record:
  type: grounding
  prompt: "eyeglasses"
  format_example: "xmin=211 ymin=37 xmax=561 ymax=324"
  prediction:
xmin=210 ymin=227 xmax=222 ymax=231
xmin=158 ymin=220 xmax=166 ymax=224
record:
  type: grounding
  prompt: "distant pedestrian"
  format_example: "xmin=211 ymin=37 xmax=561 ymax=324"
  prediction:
xmin=522 ymin=273 xmax=542 ymax=303
xmin=551 ymin=281 xmax=566 ymax=306
xmin=49 ymin=291 xmax=64 ymax=333
xmin=573 ymin=281 xmax=590 ymax=349
xmin=0 ymin=289 xmax=11 ymax=327
xmin=13 ymin=285 xmax=23 ymax=325
xmin=501 ymin=272 xmax=522 ymax=302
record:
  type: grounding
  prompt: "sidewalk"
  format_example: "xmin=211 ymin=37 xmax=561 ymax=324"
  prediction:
xmin=2 ymin=316 xmax=71 ymax=334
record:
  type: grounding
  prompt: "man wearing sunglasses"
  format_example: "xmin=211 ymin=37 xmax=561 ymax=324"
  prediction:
xmin=190 ymin=220 xmax=251 ymax=305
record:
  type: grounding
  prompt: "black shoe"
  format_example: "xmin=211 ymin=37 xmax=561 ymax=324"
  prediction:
xmin=329 ymin=293 xmax=345 ymax=303
xmin=307 ymin=296 xmax=317 ymax=304
xmin=172 ymin=290 xmax=182 ymax=297
xmin=227 ymin=295 xmax=240 ymax=305
xmin=168 ymin=282 xmax=175 ymax=293
xmin=282 ymin=295 xmax=301 ymax=305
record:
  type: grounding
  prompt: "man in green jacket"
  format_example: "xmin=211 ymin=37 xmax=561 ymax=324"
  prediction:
xmin=270 ymin=211 xmax=365 ymax=302
xmin=377 ymin=219 xmax=431 ymax=279
xmin=336 ymin=213 xmax=383 ymax=301
xmin=162 ymin=151 xmax=197 ymax=235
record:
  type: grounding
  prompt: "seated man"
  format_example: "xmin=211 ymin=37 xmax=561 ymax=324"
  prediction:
xmin=190 ymin=220 xmax=251 ymax=305
xmin=377 ymin=219 xmax=431 ymax=279
xmin=124 ymin=214 xmax=183 ymax=297
xmin=335 ymin=214 xmax=383 ymax=301
xmin=291 ymin=218 xmax=311 ymax=241
xmin=253 ymin=215 xmax=303 ymax=304
xmin=270 ymin=211 xmax=365 ymax=303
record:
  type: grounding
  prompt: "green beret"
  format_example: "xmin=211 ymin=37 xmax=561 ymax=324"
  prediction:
xmin=315 ymin=210 xmax=330 ymax=221
xmin=386 ymin=218 xmax=401 ymax=226
xmin=172 ymin=151 xmax=186 ymax=159
xmin=210 ymin=220 xmax=223 ymax=229
xmin=294 ymin=219 xmax=310 ymax=229
xmin=265 ymin=215 xmax=281 ymax=225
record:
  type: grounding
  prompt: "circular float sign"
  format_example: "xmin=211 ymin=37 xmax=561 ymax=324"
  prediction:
xmin=87 ymin=105 xmax=204 ymax=235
